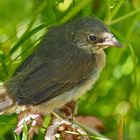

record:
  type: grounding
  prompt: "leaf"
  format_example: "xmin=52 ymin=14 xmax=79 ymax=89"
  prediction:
xmin=108 ymin=0 xmax=119 ymax=9
xmin=22 ymin=122 xmax=28 ymax=140
xmin=76 ymin=116 xmax=104 ymax=131
xmin=55 ymin=0 xmax=64 ymax=3
xmin=9 ymin=24 xmax=46 ymax=55
xmin=0 ymin=50 xmax=8 ymax=77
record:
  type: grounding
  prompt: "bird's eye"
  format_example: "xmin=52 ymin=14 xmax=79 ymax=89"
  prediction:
xmin=88 ymin=34 xmax=97 ymax=42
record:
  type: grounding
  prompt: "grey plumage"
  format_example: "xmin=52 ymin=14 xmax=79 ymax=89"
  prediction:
xmin=7 ymin=19 xmax=97 ymax=105
xmin=0 ymin=17 xmax=123 ymax=113
xmin=0 ymin=84 xmax=13 ymax=112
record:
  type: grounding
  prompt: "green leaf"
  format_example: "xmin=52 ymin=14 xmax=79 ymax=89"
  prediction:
xmin=108 ymin=0 xmax=119 ymax=9
xmin=9 ymin=24 xmax=46 ymax=55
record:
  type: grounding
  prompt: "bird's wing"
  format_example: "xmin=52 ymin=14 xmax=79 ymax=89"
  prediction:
xmin=13 ymin=27 xmax=96 ymax=105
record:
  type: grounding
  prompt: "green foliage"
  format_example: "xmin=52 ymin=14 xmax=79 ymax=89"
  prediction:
xmin=0 ymin=0 xmax=140 ymax=139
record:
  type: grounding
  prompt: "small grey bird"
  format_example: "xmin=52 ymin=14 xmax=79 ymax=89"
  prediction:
xmin=0 ymin=17 xmax=123 ymax=131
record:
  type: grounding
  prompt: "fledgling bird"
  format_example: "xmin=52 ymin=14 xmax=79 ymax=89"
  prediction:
xmin=0 ymin=17 xmax=123 ymax=134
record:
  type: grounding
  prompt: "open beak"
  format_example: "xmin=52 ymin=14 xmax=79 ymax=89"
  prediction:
xmin=96 ymin=35 xmax=125 ymax=48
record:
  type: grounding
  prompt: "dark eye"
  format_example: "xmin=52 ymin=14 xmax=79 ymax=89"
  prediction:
xmin=88 ymin=34 xmax=97 ymax=42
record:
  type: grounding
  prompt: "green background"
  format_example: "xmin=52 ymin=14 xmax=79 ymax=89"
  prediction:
xmin=0 ymin=0 xmax=140 ymax=139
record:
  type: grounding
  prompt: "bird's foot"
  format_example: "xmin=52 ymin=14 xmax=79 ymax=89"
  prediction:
xmin=58 ymin=100 xmax=77 ymax=120
xmin=44 ymin=108 xmax=89 ymax=140
xmin=15 ymin=113 xmax=43 ymax=139
xmin=45 ymin=115 xmax=89 ymax=140
xmin=45 ymin=119 xmax=71 ymax=140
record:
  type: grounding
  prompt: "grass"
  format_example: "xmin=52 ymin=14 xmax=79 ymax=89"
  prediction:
xmin=0 ymin=0 xmax=140 ymax=139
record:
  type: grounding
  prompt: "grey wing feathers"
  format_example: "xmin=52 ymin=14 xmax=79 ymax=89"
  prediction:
xmin=10 ymin=26 xmax=96 ymax=105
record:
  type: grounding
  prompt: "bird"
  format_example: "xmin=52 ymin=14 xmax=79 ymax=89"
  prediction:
xmin=0 ymin=17 xmax=123 ymax=136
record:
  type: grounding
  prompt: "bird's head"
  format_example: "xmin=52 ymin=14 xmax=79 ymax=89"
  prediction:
xmin=70 ymin=17 xmax=124 ymax=53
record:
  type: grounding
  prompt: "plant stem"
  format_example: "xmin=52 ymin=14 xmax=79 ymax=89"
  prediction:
xmin=59 ymin=0 xmax=90 ymax=24
xmin=106 ymin=0 xmax=125 ymax=24
xmin=74 ymin=120 xmax=109 ymax=140
xmin=128 ymin=43 xmax=137 ymax=86
xmin=110 ymin=0 xmax=125 ymax=20
xmin=109 ymin=8 xmax=140 ymax=25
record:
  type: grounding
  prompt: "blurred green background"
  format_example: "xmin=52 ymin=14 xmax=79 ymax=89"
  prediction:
xmin=0 ymin=0 xmax=140 ymax=140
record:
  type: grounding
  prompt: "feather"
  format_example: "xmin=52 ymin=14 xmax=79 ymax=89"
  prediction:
xmin=0 ymin=84 xmax=14 ymax=112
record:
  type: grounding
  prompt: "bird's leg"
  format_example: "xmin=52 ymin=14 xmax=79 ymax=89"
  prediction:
xmin=45 ymin=115 xmax=72 ymax=140
xmin=58 ymin=100 xmax=77 ymax=120
xmin=15 ymin=111 xmax=43 ymax=139
xmin=45 ymin=101 xmax=89 ymax=140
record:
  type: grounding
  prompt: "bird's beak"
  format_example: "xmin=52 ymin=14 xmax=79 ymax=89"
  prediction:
xmin=96 ymin=35 xmax=125 ymax=48
xmin=104 ymin=37 xmax=124 ymax=48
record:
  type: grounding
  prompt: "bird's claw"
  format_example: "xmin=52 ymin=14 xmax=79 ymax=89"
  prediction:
xmin=45 ymin=116 xmax=89 ymax=140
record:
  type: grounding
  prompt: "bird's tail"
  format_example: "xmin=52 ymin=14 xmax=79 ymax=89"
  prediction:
xmin=0 ymin=84 xmax=14 ymax=113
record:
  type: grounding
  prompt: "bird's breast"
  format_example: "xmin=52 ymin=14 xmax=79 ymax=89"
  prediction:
xmin=31 ymin=50 xmax=106 ymax=115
